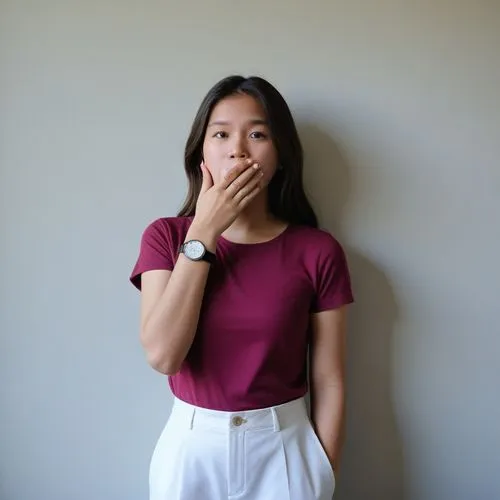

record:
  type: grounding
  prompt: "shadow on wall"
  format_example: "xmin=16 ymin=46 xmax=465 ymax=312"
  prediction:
xmin=299 ymin=123 xmax=405 ymax=500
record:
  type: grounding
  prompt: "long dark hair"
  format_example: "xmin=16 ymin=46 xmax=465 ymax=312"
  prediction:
xmin=177 ymin=75 xmax=318 ymax=228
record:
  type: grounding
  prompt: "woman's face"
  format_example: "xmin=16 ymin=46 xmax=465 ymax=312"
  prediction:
xmin=202 ymin=93 xmax=278 ymax=185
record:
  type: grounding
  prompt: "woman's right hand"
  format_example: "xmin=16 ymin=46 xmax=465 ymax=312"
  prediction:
xmin=191 ymin=159 xmax=264 ymax=243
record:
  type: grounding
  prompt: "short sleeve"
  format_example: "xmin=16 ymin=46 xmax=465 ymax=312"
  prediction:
xmin=129 ymin=219 xmax=175 ymax=290
xmin=311 ymin=235 xmax=354 ymax=313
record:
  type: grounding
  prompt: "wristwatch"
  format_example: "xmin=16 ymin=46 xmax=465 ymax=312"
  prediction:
xmin=178 ymin=240 xmax=216 ymax=264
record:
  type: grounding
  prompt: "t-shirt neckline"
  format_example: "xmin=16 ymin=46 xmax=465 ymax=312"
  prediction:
xmin=219 ymin=224 xmax=291 ymax=247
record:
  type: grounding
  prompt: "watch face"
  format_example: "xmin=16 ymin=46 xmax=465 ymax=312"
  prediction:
xmin=184 ymin=240 xmax=205 ymax=260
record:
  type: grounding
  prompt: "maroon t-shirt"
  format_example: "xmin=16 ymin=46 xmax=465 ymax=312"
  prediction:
xmin=130 ymin=216 xmax=354 ymax=411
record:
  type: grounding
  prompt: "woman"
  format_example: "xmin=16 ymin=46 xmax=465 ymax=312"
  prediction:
xmin=130 ymin=75 xmax=354 ymax=500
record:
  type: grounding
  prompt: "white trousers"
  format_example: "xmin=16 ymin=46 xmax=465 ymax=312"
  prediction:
xmin=149 ymin=397 xmax=335 ymax=500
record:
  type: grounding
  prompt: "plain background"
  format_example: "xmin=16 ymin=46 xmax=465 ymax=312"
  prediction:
xmin=1 ymin=1 xmax=499 ymax=499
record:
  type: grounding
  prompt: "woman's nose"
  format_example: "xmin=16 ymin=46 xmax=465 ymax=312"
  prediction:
xmin=229 ymin=137 xmax=249 ymax=159
xmin=230 ymin=151 xmax=248 ymax=159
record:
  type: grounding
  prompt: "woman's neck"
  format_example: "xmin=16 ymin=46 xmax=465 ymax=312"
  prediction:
xmin=221 ymin=191 xmax=287 ymax=244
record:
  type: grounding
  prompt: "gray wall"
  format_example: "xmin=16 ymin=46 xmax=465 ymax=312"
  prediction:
xmin=1 ymin=1 xmax=499 ymax=499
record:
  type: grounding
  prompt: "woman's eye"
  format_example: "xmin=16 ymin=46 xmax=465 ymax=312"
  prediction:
xmin=250 ymin=131 xmax=267 ymax=139
xmin=214 ymin=131 xmax=228 ymax=138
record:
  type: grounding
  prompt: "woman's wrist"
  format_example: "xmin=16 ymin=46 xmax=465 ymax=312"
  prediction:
xmin=186 ymin=221 xmax=218 ymax=252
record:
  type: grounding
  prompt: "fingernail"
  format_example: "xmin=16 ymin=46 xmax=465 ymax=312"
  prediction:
xmin=253 ymin=163 xmax=260 ymax=169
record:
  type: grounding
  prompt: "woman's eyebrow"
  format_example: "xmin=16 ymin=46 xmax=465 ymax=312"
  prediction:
xmin=207 ymin=119 xmax=269 ymax=127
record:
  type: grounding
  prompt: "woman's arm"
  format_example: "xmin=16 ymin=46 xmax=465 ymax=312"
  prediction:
xmin=139 ymin=160 xmax=264 ymax=375
xmin=309 ymin=305 xmax=348 ymax=472
xmin=139 ymin=224 xmax=216 ymax=375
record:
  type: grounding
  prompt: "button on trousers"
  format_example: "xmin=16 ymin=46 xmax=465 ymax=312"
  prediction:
xmin=149 ymin=396 xmax=335 ymax=500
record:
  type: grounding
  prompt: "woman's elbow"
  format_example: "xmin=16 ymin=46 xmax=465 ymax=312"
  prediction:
xmin=140 ymin=332 xmax=181 ymax=375
xmin=145 ymin=350 xmax=181 ymax=375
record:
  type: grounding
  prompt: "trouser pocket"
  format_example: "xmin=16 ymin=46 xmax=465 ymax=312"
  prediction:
xmin=306 ymin=421 xmax=336 ymax=488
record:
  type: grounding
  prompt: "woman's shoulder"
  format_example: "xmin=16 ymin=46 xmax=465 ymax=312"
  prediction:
xmin=287 ymin=226 xmax=352 ymax=295
xmin=140 ymin=215 xmax=194 ymax=245
xmin=287 ymin=224 xmax=344 ymax=253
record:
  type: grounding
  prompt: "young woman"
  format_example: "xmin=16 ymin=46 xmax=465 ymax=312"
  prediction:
xmin=130 ymin=75 xmax=354 ymax=500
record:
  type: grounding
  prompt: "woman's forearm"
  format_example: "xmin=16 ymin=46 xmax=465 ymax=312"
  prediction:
xmin=141 ymin=225 xmax=216 ymax=374
xmin=311 ymin=381 xmax=345 ymax=471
